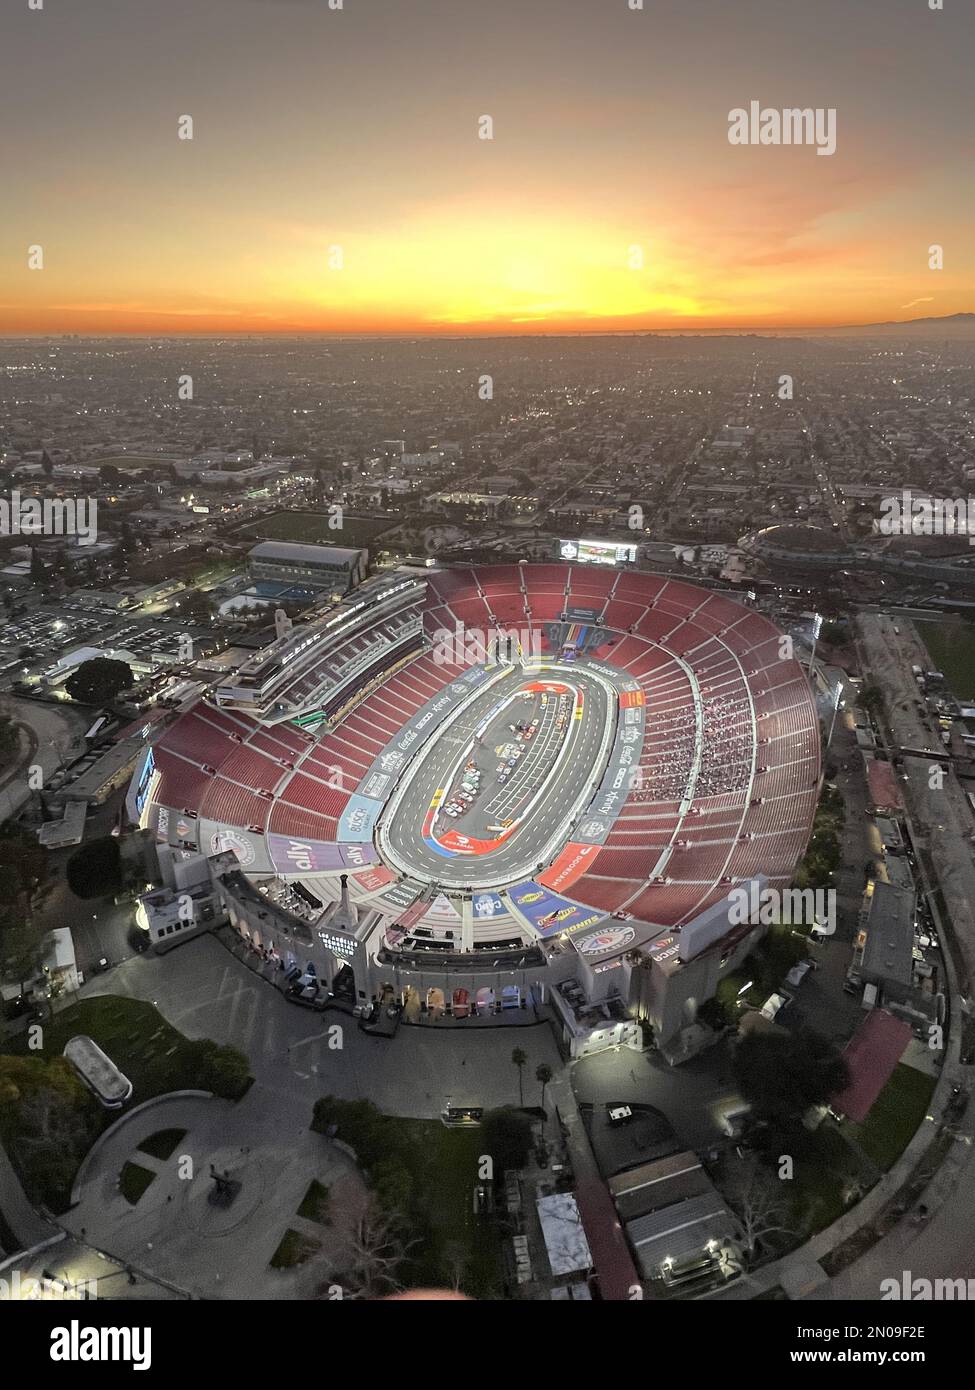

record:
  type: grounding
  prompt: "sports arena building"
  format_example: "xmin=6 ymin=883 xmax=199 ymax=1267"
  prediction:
xmin=127 ymin=562 xmax=821 ymax=1058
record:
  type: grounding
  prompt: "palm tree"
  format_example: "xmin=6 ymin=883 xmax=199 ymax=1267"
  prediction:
xmin=536 ymin=1063 xmax=553 ymax=1112
xmin=511 ymin=1048 xmax=527 ymax=1107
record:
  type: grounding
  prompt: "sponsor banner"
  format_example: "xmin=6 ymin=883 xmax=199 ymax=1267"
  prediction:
xmin=360 ymin=771 xmax=392 ymax=800
xmin=375 ymin=880 xmax=424 ymax=911
xmin=584 ymin=688 xmax=647 ymax=824
xmin=523 ymin=680 xmax=570 ymax=694
xmin=593 ymin=958 xmax=623 ymax=975
xmin=566 ymin=606 xmax=600 ymax=621
xmin=338 ymin=794 xmax=383 ymax=842
xmin=648 ymin=933 xmax=681 ymax=964
xmin=573 ymin=814 xmax=612 ymax=846
xmin=351 ymin=864 xmax=396 ymax=894
xmin=208 ymin=827 xmax=258 ymax=868
xmin=427 ymin=891 xmax=463 ymax=926
xmin=540 ymin=841 xmax=602 ymax=891
xmin=437 ymin=827 xmax=509 ymax=856
xmin=150 ymin=802 xmax=200 ymax=848
xmin=472 ymin=891 xmax=507 ymax=919
xmin=172 ymin=814 xmax=199 ymax=847
xmin=267 ymin=834 xmax=379 ymax=875
xmin=508 ymin=881 xmax=602 ymax=938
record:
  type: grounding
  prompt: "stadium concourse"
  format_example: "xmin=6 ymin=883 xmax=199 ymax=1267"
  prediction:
xmin=127 ymin=562 xmax=821 ymax=1057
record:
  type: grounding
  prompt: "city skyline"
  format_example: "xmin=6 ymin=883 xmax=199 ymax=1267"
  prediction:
xmin=2 ymin=0 xmax=973 ymax=336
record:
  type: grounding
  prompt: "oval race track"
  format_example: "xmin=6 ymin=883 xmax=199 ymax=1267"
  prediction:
xmin=379 ymin=665 xmax=613 ymax=888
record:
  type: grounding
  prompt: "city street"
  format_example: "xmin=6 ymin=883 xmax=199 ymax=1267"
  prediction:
xmin=856 ymin=613 xmax=975 ymax=994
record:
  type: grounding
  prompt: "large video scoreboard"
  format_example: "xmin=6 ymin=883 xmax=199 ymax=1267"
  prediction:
xmin=558 ymin=538 xmax=637 ymax=566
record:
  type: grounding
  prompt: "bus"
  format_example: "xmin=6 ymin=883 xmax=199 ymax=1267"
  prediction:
xmin=63 ymin=1036 xmax=133 ymax=1110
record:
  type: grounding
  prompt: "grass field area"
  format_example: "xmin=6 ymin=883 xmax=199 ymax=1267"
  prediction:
xmin=8 ymin=996 xmax=250 ymax=1104
xmin=237 ymin=510 xmax=395 ymax=550
xmin=270 ymin=1228 xmax=320 ymax=1269
xmin=790 ymin=1123 xmax=871 ymax=1235
xmin=311 ymin=1098 xmax=505 ymax=1297
xmin=137 ymin=1128 xmax=187 ymax=1161
xmin=846 ymin=1064 xmax=936 ymax=1171
xmin=297 ymin=1179 xmax=331 ymax=1226
xmin=916 ymin=618 xmax=975 ymax=700
xmin=390 ymin=1120 xmax=504 ymax=1298
xmin=2 ymin=997 xmax=250 ymax=1211
xmin=119 ymin=1161 xmax=156 ymax=1205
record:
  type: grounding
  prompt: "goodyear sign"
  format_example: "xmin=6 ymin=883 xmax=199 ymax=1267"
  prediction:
xmin=509 ymin=881 xmax=602 ymax=938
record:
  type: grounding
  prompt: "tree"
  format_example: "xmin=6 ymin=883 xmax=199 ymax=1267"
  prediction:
xmin=480 ymin=1107 xmax=532 ymax=1174
xmin=859 ymin=684 xmax=885 ymax=716
xmin=99 ymin=464 xmax=122 ymax=488
xmin=0 ymin=1054 xmax=97 ymax=1207
xmin=65 ymin=657 xmax=134 ymax=706
xmin=0 ymin=713 xmax=20 ymax=769
xmin=0 ymin=822 xmax=48 ymax=912
xmin=536 ymin=1063 xmax=553 ymax=1112
xmin=333 ymin=1199 xmax=416 ymax=1300
xmin=726 ymin=1157 xmax=798 ymax=1261
xmin=29 ymin=546 xmax=47 ymax=583
xmin=40 ymin=449 xmax=54 ymax=477
xmin=66 ymin=836 xmax=122 ymax=899
xmin=371 ymin=1157 xmax=413 ymax=1222
xmin=176 ymin=589 xmax=213 ymax=622
xmin=0 ymin=916 xmax=48 ymax=982
xmin=186 ymin=1039 xmax=252 ymax=1100
xmin=511 ymin=1047 xmax=527 ymax=1106
xmin=733 ymin=1028 xmax=850 ymax=1128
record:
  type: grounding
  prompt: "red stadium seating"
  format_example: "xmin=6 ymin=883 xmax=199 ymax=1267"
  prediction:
xmin=143 ymin=562 xmax=819 ymax=936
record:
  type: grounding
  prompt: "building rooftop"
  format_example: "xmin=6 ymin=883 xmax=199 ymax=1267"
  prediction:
xmin=625 ymin=1190 xmax=739 ymax=1278
xmin=248 ymin=541 xmax=365 ymax=565
xmin=861 ymin=881 xmax=916 ymax=988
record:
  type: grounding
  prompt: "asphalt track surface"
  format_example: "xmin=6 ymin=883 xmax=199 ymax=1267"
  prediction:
xmin=382 ymin=664 xmax=613 ymax=888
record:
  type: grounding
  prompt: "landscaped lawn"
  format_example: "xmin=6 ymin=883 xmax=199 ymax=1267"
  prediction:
xmin=917 ymin=619 xmax=975 ymax=701
xmin=7 ymin=995 xmax=251 ymax=1104
xmin=846 ymin=1064 xmax=936 ymax=1171
xmin=311 ymin=1099 xmax=505 ymax=1298
xmin=394 ymin=1121 xmax=504 ymax=1299
xmin=795 ymin=1127 xmax=865 ymax=1233
xmin=119 ymin=1161 xmax=156 ymax=1205
xmin=297 ymin=1179 xmax=331 ymax=1226
xmin=270 ymin=1228 xmax=320 ymax=1269
xmin=1 ymin=996 xmax=251 ymax=1211
xmin=137 ymin=1128 xmax=187 ymax=1162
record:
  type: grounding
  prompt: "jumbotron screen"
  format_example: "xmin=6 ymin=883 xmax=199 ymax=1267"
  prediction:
xmin=559 ymin=538 xmax=637 ymax=566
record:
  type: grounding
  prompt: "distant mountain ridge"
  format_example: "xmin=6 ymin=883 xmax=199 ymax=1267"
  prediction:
xmin=824 ymin=312 xmax=975 ymax=335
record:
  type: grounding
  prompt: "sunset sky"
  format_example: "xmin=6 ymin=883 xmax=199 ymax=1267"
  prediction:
xmin=1 ymin=0 xmax=971 ymax=335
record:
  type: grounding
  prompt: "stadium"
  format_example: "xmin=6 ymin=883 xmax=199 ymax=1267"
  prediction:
xmin=128 ymin=560 xmax=821 ymax=1059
